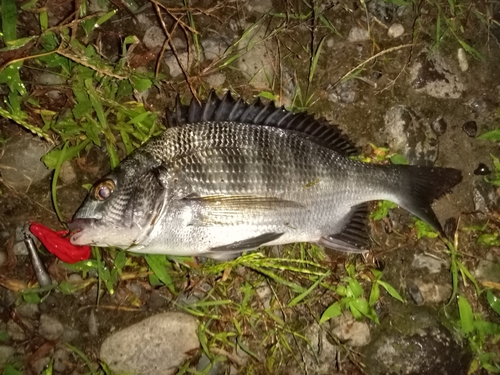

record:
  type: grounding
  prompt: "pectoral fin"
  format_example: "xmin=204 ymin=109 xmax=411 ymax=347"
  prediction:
xmin=208 ymin=232 xmax=284 ymax=254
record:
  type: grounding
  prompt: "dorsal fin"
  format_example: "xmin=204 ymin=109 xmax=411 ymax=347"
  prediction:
xmin=164 ymin=90 xmax=358 ymax=156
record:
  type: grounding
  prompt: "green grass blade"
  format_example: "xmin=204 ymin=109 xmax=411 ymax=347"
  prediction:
xmin=478 ymin=130 xmax=500 ymax=141
xmin=377 ymin=280 xmax=405 ymax=302
xmin=66 ymin=343 xmax=97 ymax=375
xmin=1 ymin=0 xmax=17 ymax=43
xmin=144 ymin=254 xmax=176 ymax=294
xmin=458 ymin=295 xmax=474 ymax=334
xmin=487 ymin=290 xmax=500 ymax=316
xmin=320 ymin=301 xmax=342 ymax=323
xmin=288 ymin=271 xmax=330 ymax=307
xmin=51 ymin=142 xmax=68 ymax=223
xmin=308 ymin=36 xmax=326 ymax=84
xmin=96 ymin=9 xmax=118 ymax=26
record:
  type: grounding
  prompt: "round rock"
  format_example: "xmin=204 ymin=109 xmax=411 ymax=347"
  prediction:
xmin=0 ymin=135 xmax=51 ymax=189
xmin=348 ymin=27 xmax=370 ymax=43
xmin=39 ymin=314 xmax=64 ymax=341
xmin=388 ymin=23 xmax=404 ymax=38
xmin=331 ymin=312 xmax=371 ymax=347
xmin=100 ymin=312 xmax=199 ymax=375
xmin=361 ymin=305 xmax=471 ymax=375
xmin=0 ymin=345 xmax=15 ymax=367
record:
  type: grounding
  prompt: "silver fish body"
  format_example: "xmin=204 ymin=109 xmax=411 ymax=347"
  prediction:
xmin=69 ymin=92 xmax=462 ymax=259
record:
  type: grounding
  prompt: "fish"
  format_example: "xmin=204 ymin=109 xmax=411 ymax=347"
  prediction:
xmin=68 ymin=91 xmax=462 ymax=260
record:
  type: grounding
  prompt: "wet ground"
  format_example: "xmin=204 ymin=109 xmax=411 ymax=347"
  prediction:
xmin=1 ymin=0 xmax=500 ymax=374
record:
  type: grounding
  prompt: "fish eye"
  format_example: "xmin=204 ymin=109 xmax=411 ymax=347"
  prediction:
xmin=93 ymin=179 xmax=115 ymax=201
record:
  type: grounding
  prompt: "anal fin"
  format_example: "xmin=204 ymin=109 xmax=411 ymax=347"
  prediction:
xmin=318 ymin=203 xmax=370 ymax=253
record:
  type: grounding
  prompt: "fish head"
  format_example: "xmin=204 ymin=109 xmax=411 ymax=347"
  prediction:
xmin=68 ymin=156 xmax=166 ymax=249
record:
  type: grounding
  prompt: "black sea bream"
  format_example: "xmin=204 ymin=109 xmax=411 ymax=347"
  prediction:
xmin=69 ymin=91 xmax=462 ymax=259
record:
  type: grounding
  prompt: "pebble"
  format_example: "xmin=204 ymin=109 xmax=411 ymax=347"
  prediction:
xmin=143 ymin=26 xmax=166 ymax=49
xmin=412 ymin=253 xmax=449 ymax=274
xmin=205 ymin=72 xmax=226 ymax=88
xmin=88 ymin=309 xmax=99 ymax=337
xmin=53 ymin=348 xmax=70 ymax=373
xmin=0 ymin=345 xmax=15 ymax=367
xmin=36 ymin=71 xmax=66 ymax=86
xmin=16 ymin=303 xmax=40 ymax=320
xmin=473 ymin=179 xmax=500 ymax=212
xmin=331 ymin=312 xmax=371 ymax=347
xmin=32 ymin=357 xmax=52 ymax=375
xmin=347 ymin=27 xmax=370 ymax=43
xmin=0 ymin=135 xmax=52 ymax=189
xmin=462 ymin=120 xmax=477 ymax=137
xmin=13 ymin=241 xmax=28 ymax=256
xmin=245 ymin=0 xmax=274 ymax=14
xmin=431 ymin=117 xmax=447 ymax=136
xmin=100 ymin=312 xmax=199 ymax=375
xmin=164 ymin=51 xmax=192 ymax=78
xmin=474 ymin=163 xmax=491 ymax=175
xmin=328 ymin=80 xmax=358 ymax=104
xmin=201 ymin=37 xmax=228 ymax=61
xmin=408 ymin=284 xmax=424 ymax=305
xmin=412 ymin=279 xmax=452 ymax=303
xmin=367 ymin=0 xmax=395 ymax=23
xmin=255 ymin=282 xmax=272 ymax=309
xmin=147 ymin=291 xmax=169 ymax=310
xmin=39 ymin=294 xmax=58 ymax=313
xmin=457 ymin=48 xmax=468 ymax=72
xmin=388 ymin=23 xmax=404 ymax=38
xmin=7 ymin=320 xmax=26 ymax=341
xmin=39 ymin=314 xmax=64 ymax=341
xmin=474 ymin=253 xmax=500 ymax=283
xmin=59 ymin=161 xmax=77 ymax=184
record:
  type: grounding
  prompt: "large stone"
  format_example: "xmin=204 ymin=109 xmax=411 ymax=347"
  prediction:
xmin=382 ymin=105 xmax=438 ymax=166
xmin=331 ymin=312 xmax=371 ymax=347
xmin=361 ymin=305 xmax=472 ymax=375
xmin=237 ymin=26 xmax=275 ymax=89
xmin=409 ymin=52 xmax=464 ymax=99
xmin=100 ymin=312 xmax=199 ymax=375
xmin=0 ymin=134 xmax=51 ymax=189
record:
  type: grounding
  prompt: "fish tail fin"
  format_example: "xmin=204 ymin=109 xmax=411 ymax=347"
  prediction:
xmin=395 ymin=165 xmax=462 ymax=234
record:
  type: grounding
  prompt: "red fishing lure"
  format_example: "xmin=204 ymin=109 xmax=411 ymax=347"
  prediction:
xmin=30 ymin=222 xmax=91 ymax=264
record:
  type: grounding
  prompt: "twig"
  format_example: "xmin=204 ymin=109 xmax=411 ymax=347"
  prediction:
xmin=210 ymin=347 xmax=246 ymax=367
xmin=332 ymin=43 xmax=415 ymax=87
xmin=152 ymin=1 xmax=199 ymax=102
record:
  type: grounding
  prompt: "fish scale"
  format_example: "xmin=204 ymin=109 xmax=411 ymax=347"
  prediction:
xmin=69 ymin=91 xmax=462 ymax=258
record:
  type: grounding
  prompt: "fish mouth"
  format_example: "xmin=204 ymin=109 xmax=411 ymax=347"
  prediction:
xmin=68 ymin=218 xmax=96 ymax=232
xmin=68 ymin=218 xmax=96 ymax=245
